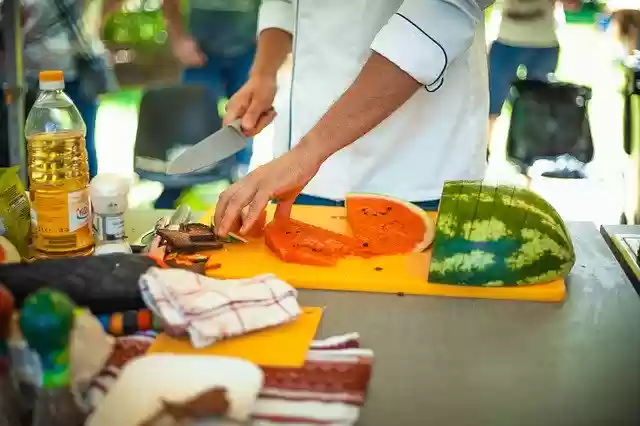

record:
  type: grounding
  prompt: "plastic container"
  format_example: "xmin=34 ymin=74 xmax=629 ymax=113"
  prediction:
xmin=90 ymin=174 xmax=132 ymax=254
xmin=25 ymin=70 xmax=93 ymax=258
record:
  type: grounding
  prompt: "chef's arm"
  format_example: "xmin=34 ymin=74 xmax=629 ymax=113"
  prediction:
xmin=252 ymin=0 xmax=294 ymax=78
xmin=296 ymin=0 xmax=481 ymax=160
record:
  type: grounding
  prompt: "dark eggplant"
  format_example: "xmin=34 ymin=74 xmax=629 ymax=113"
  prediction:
xmin=0 ymin=254 xmax=155 ymax=313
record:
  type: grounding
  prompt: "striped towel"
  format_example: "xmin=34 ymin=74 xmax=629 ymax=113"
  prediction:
xmin=139 ymin=267 xmax=302 ymax=348
xmin=86 ymin=333 xmax=373 ymax=425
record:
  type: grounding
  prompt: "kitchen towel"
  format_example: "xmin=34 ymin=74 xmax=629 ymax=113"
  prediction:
xmin=139 ymin=267 xmax=302 ymax=348
xmin=86 ymin=332 xmax=374 ymax=425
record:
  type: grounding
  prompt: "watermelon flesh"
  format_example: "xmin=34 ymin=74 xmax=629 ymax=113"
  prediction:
xmin=264 ymin=219 xmax=361 ymax=267
xmin=264 ymin=194 xmax=435 ymax=266
xmin=346 ymin=193 xmax=435 ymax=255
xmin=428 ymin=181 xmax=575 ymax=286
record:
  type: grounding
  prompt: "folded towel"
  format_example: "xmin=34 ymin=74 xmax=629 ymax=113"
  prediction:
xmin=139 ymin=267 xmax=302 ymax=348
xmin=85 ymin=333 xmax=373 ymax=425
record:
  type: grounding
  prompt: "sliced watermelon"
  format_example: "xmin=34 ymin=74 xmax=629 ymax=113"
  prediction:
xmin=345 ymin=193 xmax=435 ymax=255
xmin=428 ymin=181 xmax=575 ymax=286
xmin=264 ymin=219 xmax=360 ymax=267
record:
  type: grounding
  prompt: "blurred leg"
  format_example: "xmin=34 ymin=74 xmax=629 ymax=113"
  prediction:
xmin=523 ymin=46 xmax=560 ymax=82
xmin=488 ymin=41 xmax=523 ymax=156
xmin=64 ymin=80 xmax=99 ymax=178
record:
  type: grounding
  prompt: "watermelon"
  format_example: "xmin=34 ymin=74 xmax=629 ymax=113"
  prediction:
xmin=345 ymin=193 xmax=435 ymax=255
xmin=428 ymin=181 xmax=575 ymax=287
xmin=264 ymin=219 xmax=361 ymax=266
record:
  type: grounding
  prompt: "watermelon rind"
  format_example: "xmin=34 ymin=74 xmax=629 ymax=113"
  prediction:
xmin=345 ymin=193 xmax=436 ymax=252
xmin=428 ymin=181 xmax=575 ymax=287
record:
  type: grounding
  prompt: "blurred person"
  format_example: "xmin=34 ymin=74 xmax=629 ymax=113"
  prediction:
xmin=163 ymin=0 xmax=261 ymax=180
xmin=487 ymin=0 xmax=581 ymax=145
xmin=0 ymin=0 xmax=118 ymax=176
xmin=607 ymin=1 xmax=640 ymax=54
xmin=214 ymin=0 xmax=495 ymax=235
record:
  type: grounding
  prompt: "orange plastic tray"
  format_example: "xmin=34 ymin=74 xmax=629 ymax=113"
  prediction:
xmin=199 ymin=205 xmax=566 ymax=303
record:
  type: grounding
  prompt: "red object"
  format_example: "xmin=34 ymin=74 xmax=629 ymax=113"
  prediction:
xmin=264 ymin=219 xmax=361 ymax=266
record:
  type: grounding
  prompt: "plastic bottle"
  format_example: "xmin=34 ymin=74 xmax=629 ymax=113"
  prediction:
xmin=25 ymin=71 xmax=93 ymax=258
xmin=90 ymin=174 xmax=132 ymax=254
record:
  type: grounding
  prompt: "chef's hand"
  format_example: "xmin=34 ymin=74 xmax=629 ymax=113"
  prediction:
xmin=214 ymin=145 xmax=326 ymax=236
xmin=224 ymin=74 xmax=277 ymax=136
xmin=171 ymin=35 xmax=206 ymax=67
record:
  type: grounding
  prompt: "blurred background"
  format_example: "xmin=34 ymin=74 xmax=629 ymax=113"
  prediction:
xmin=4 ymin=0 xmax=639 ymax=224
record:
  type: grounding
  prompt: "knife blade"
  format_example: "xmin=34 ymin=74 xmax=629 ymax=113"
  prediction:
xmin=165 ymin=119 xmax=247 ymax=175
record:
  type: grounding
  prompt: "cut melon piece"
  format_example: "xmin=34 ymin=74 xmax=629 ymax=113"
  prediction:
xmin=264 ymin=219 xmax=360 ymax=267
xmin=0 ymin=236 xmax=21 ymax=264
xmin=345 ymin=193 xmax=435 ymax=255
xmin=428 ymin=181 xmax=575 ymax=286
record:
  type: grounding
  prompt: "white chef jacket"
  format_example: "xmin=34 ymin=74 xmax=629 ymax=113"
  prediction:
xmin=260 ymin=0 xmax=489 ymax=202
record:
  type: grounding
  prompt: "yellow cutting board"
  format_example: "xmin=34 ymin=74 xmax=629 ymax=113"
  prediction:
xmin=200 ymin=205 xmax=566 ymax=303
xmin=147 ymin=306 xmax=323 ymax=367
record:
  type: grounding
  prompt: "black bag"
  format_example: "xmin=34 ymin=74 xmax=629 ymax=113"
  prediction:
xmin=506 ymin=79 xmax=594 ymax=178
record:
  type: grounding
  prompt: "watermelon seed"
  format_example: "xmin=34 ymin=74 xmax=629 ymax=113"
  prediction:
xmin=285 ymin=231 xmax=291 ymax=234
xmin=362 ymin=242 xmax=369 ymax=247
xmin=374 ymin=267 xmax=383 ymax=271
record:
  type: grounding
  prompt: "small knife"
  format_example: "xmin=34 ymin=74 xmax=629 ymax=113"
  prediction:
xmin=166 ymin=119 xmax=248 ymax=175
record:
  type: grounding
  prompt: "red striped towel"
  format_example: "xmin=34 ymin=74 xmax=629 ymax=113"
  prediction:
xmin=86 ymin=333 xmax=373 ymax=425
xmin=139 ymin=267 xmax=302 ymax=348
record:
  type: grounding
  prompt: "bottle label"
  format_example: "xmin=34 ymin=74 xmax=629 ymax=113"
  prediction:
xmin=32 ymin=189 xmax=93 ymax=252
xmin=93 ymin=214 xmax=125 ymax=241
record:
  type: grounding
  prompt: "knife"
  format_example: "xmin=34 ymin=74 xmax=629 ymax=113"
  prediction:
xmin=165 ymin=119 xmax=248 ymax=175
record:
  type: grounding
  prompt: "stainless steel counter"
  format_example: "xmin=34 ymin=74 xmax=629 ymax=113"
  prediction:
xmin=125 ymin=210 xmax=640 ymax=426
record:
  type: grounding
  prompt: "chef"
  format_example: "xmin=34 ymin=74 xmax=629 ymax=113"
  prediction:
xmin=215 ymin=0 xmax=493 ymax=236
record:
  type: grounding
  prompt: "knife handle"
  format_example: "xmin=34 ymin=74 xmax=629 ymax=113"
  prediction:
xmin=228 ymin=107 xmax=276 ymax=135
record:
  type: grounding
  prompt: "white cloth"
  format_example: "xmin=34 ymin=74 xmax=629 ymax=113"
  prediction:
xmin=86 ymin=333 xmax=374 ymax=426
xmin=139 ymin=268 xmax=301 ymax=348
xmin=258 ymin=0 xmax=489 ymax=202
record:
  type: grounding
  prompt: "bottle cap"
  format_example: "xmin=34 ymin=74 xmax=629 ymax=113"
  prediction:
xmin=38 ymin=70 xmax=65 ymax=90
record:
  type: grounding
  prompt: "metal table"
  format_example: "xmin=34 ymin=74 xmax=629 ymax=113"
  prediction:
xmin=125 ymin=210 xmax=640 ymax=426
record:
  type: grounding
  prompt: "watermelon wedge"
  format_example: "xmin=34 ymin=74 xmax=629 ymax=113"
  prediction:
xmin=345 ymin=193 xmax=435 ymax=255
xmin=428 ymin=181 xmax=575 ymax=286
xmin=264 ymin=219 xmax=361 ymax=267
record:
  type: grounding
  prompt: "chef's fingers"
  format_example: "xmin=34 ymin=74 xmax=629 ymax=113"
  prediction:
xmin=241 ymin=95 xmax=271 ymax=133
xmin=214 ymin=184 xmax=240 ymax=233
xmin=217 ymin=184 xmax=258 ymax=237
xmin=240 ymin=191 xmax=271 ymax=235
xmin=223 ymin=91 xmax=251 ymax=126
xmin=244 ymin=109 xmax=277 ymax=137
xmin=274 ymin=196 xmax=295 ymax=222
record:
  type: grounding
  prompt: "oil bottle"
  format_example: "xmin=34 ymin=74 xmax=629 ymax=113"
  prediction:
xmin=25 ymin=70 xmax=93 ymax=258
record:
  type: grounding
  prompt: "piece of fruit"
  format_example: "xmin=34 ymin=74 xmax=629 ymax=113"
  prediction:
xmin=264 ymin=219 xmax=360 ymax=267
xmin=345 ymin=193 xmax=435 ymax=255
xmin=428 ymin=181 xmax=575 ymax=286
xmin=0 ymin=236 xmax=21 ymax=264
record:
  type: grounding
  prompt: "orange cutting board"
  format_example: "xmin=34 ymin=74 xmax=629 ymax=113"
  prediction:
xmin=147 ymin=306 xmax=323 ymax=367
xmin=200 ymin=205 xmax=566 ymax=303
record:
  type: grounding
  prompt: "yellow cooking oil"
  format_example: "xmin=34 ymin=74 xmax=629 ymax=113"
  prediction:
xmin=25 ymin=71 xmax=93 ymax=257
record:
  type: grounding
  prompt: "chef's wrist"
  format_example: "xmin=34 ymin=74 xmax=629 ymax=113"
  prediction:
xmin=295 ymin=133 xmax=335 ymax=165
